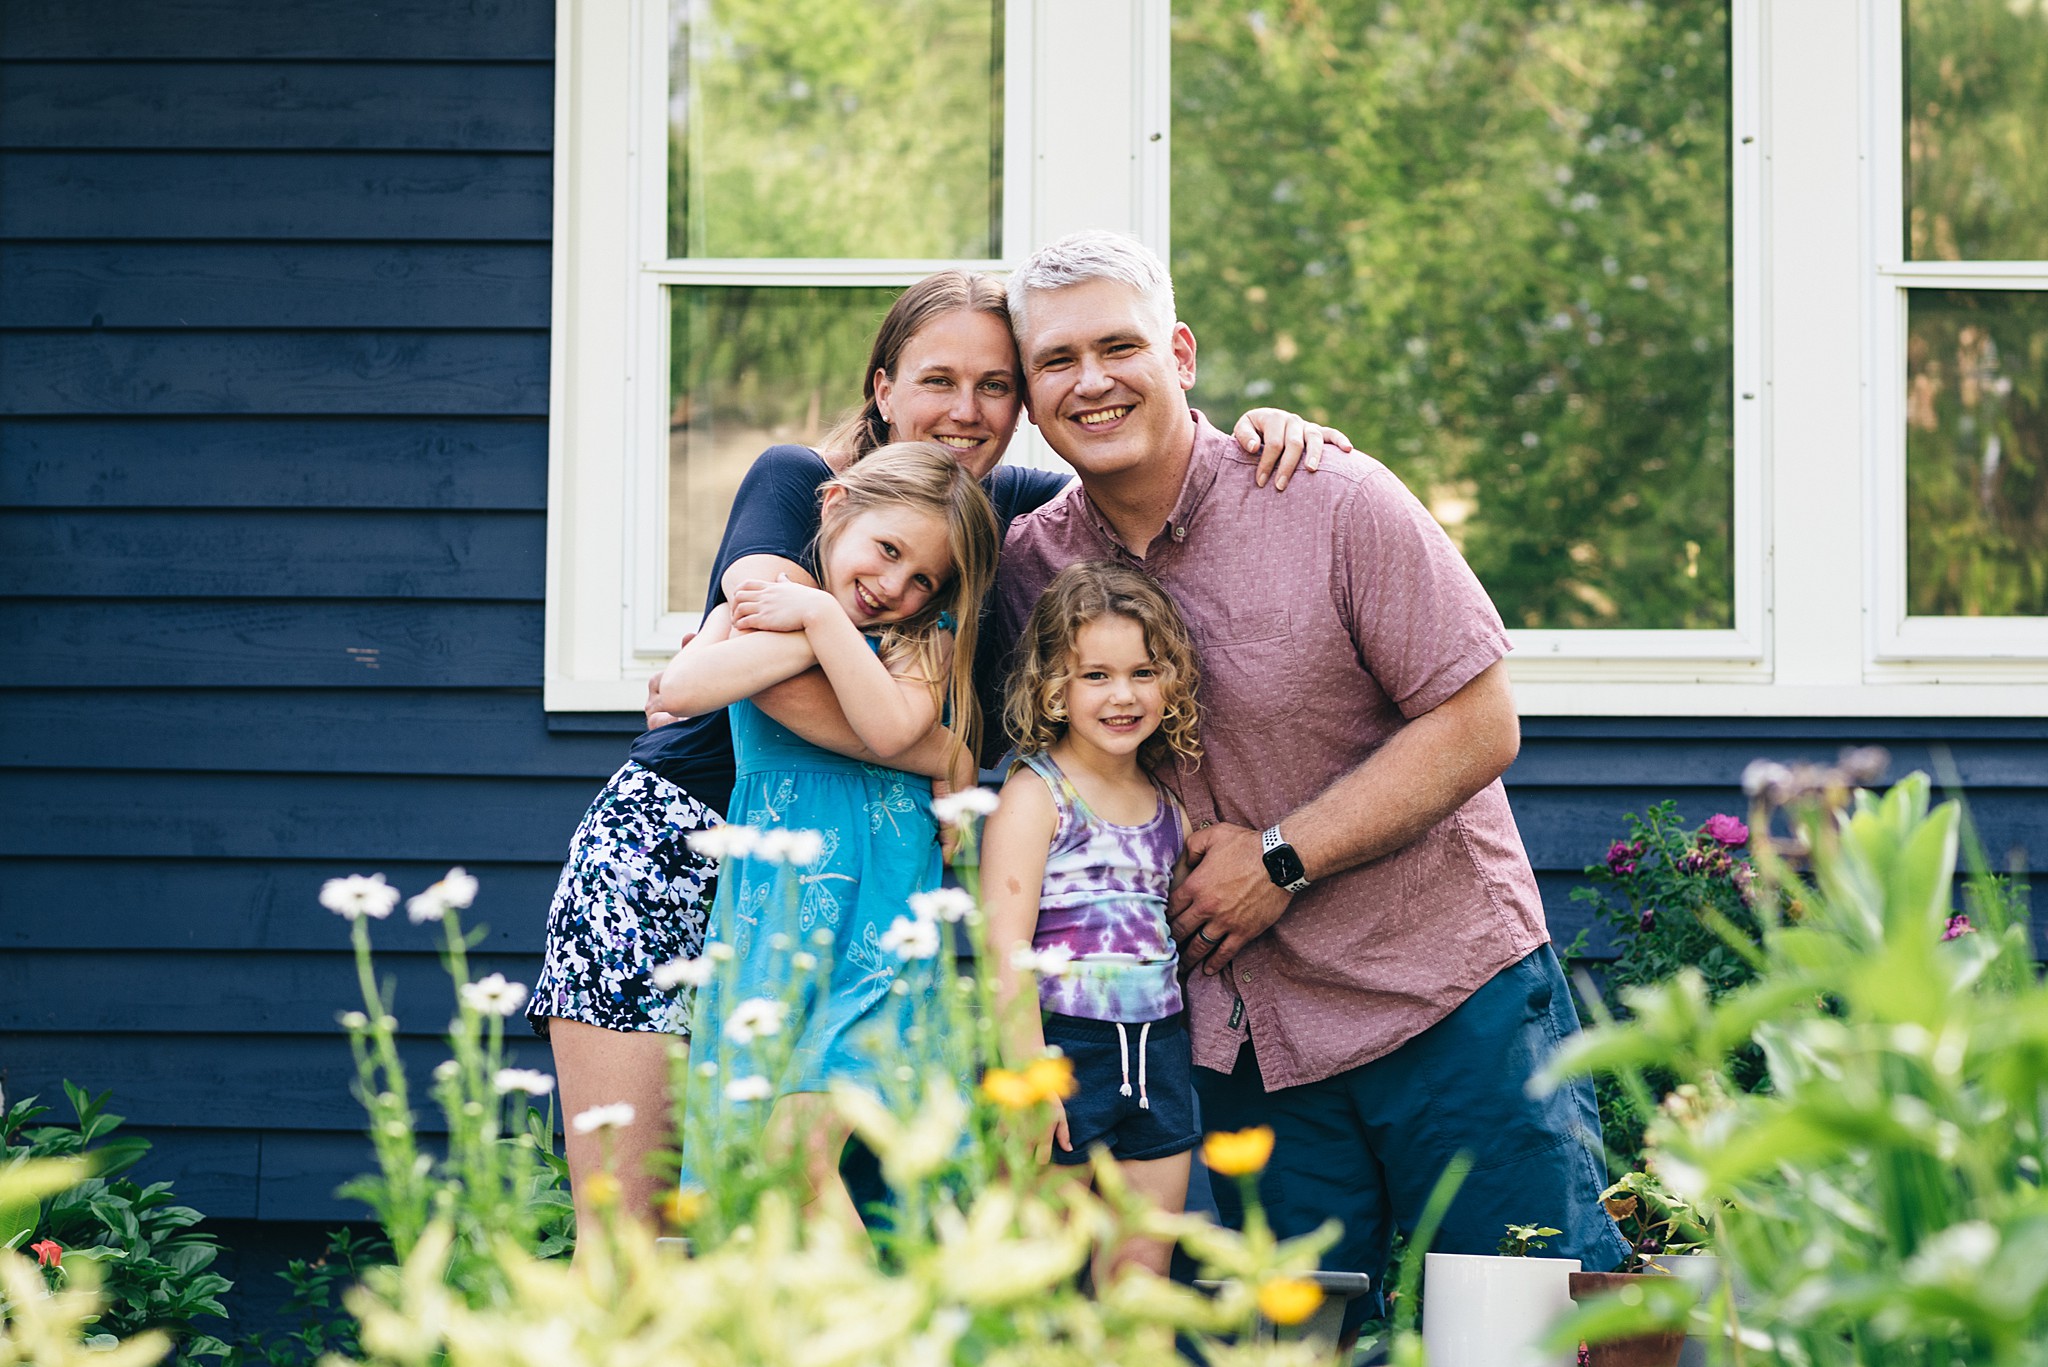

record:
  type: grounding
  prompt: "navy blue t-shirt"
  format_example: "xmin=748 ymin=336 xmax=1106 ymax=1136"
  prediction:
xmin=630 ymin=445 xmax=1070 ymax=816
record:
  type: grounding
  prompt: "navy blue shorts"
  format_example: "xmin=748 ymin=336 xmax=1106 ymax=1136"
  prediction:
xmin=1043 ymin=1011 xmax=1201 ymax=1165
xmin=1195 ymin=945 xmax=1629 ymax=1332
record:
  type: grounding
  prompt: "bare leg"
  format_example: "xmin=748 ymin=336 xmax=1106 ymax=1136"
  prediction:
xmin=1100 ymin=1149 xmax=1192 ymax=1286
xmin=765 ymin=1091 xmax=864 ymax=1243
xmin=547 ymin=1019 xmax=683 ymax=1245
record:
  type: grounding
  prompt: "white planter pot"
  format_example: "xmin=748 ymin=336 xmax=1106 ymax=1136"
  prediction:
xmin=1422 ymin=1252 xmax=1581 ymax=1367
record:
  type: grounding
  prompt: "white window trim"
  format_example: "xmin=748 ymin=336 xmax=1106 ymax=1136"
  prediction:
xmin=549 ymin=0 xmax=2048 ymax=717
xmin=1864 ymin=0 xmax=2048 ymax=671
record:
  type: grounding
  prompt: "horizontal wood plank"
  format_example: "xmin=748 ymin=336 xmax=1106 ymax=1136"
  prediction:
xmin=0 ymin=770 xmax=600 ymax=861
xmin=1 ymin=509 xmax=545 ymax=598
xmin=0 ymin=0 xmax=553 ymax=61
xmin=0 ymin=331 xmax=547 ymax=416
xmin=0 ymin=417 xmax=546 ymax=510
xmin=0 ymin=243 xmax=551 ymax=329
xmin=0 ymin=62 xmax=553 ymax=151
xmin=0 ymin=950 xmax=550 ymax=1035
xmin=2 ymin=599 xmax=542 ymax=686
xmin=0 ymin=858 xmax=561 ymax=952
xmin=0 ymin=690 xmax=621 ymax=776
xmin=0 ymin=1032 xmax=553 ymax=1131
xmin=0 ymin=151 xmax=551 ymax=240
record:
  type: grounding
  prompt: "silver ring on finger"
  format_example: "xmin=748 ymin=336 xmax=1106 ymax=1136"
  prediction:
xmin=1194 ymin=927 xmax=1222 ymax=946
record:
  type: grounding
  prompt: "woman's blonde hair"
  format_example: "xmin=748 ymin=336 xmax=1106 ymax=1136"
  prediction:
xmin=815 ymin=442 xmax=1000 ymax=766
xmin=1004 ymin=561 xmax=1202 ymax=772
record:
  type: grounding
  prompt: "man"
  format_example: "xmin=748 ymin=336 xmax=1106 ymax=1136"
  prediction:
xmin=993 ymin=231 xmax=1626 ymax=1329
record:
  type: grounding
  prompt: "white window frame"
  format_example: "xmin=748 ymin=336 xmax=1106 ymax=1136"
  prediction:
xmin=1864 ymin=0 xmax=2048 ymax=672
xmin=548 ymin=0 xmax=2048 ymax=717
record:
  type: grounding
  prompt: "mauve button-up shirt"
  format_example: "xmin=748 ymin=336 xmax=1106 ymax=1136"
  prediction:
xmin=994 ymin=413 xmax=1549 ymax=1090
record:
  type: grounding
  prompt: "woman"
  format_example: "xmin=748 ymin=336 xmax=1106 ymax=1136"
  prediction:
xmin=527 ymin=270 xmax=1348 ymax=1235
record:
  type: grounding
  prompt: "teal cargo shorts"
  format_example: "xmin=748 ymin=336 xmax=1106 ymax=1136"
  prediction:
xmin=1194 ymin=945 xmax=1629 ymax=1332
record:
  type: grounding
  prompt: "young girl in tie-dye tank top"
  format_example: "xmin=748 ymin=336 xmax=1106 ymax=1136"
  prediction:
xmin=982 ymin=561 xmax=1205 ymax=1285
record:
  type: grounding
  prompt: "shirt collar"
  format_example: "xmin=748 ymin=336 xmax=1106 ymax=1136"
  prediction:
xmin=1076 ymin=409 xmax=1229 ymax=559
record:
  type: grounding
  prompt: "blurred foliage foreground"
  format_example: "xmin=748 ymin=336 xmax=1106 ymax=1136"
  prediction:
xmin=10 ymin=767 xmax=2047 ymax=1363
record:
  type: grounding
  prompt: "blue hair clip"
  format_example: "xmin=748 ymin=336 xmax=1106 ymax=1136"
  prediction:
xmin=937 ymin=609 xmax=958 ymax=632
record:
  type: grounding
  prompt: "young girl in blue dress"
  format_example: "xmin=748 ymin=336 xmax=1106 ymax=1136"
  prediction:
xmin=981 ymin=561 xmax=1206 ymax=1285
xmin=657 ymin=441 xmax=998 ymax=1233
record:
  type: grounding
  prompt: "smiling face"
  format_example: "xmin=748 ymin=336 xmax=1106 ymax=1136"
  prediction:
xmin=873 ymin=307 xmax=1023 ymax=480
xmin=817 ymin=494 xmax=955 ymax=628
xmin=1017 ymin=278 xmax=1198 ymax=482
xmin=1056 ymin=614 xmax=1165 ymax=763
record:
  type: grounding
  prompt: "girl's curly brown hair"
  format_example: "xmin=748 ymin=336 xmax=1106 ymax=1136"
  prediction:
xmin=1004 ymin=561 xmax=1202 ymax=773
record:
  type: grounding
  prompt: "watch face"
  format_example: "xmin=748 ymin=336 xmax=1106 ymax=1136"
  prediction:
xmin=1263 ymin=843 xmax=1306 ymax=888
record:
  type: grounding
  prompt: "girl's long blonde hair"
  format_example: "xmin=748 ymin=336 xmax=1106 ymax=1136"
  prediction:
xmin=1004 ymin=561 xmax=1203 ymax=773
xmin=815 ymin=442 xmax=999 ymax=767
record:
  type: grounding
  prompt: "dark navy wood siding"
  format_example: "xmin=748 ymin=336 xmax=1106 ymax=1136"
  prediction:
xmin=2 ymin=0 xmax=2043 ymax=1225
xmin=0 ymin=0 xmax=574 ymax=1222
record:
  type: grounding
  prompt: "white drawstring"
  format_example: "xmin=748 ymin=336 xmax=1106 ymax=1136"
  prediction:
xmin=1136 ymin=1021 xmax=1153 ymax=1110
xmin=1116 ymin=1022 xmax=1132 ymax=1097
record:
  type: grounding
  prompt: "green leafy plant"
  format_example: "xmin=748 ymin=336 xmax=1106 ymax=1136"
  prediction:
xmin=0 ymin=1085 xmax=231 ymax=1358
xmin=1570 ymin=801 xmax=1771 ymax=1161
xmin=1497 ymin=1222 xmax=1563 ymax=1257
xmin=1544 ymin=764 xmax=2048 ymax=1365
xmin=1596 ymin=1169 xmax=1711 ymax=1272
xmin=222 ymin=1228 xmax=388 ymax=1367
xmin=323 ymin=833 xmax=1373 ymax=1365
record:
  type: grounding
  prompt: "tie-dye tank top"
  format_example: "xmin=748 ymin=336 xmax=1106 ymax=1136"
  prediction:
xmin=1016 ymin=750 xmax=1185 ymax=1023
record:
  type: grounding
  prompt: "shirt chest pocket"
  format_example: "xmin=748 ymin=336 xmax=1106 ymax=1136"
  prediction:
xmin=1192 ymin=610 xmax=1309 ymax=733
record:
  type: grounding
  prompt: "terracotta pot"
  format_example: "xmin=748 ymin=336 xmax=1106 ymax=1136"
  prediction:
xmin=1569 ymin=1271 xmax=1686 ymax=1367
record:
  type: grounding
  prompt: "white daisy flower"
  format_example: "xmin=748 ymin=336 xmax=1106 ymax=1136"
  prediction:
xmin=651 ymin=956 xmax=715 ymax=990
xmin=724 ymin=997 xmax=788 ymax=1044
xmin=570 ymin=1102 xmax=636 ymax=1134
xmin=908 ymin=888 xmax=976 ymax=924
xmin=1010 ymin=944 xmax=1076 ymax=979
xmin=754 ymin=828 xmax=826 ymax=866
xmin=406 ymin=867 xmax=479 ymax=923
xmin=929 ymin=787 xmax=1001 ymax=826
xmin=458 ymin=973 xmax=529 ymax=1017
xmin=321 ymin=873 xmax=400 ymax=921
xmin=686 ymin=825 xmax=759 ymax=862
xmin=493 ymin=1068 xmax=556 ymax=1097
xmin=723 ymin=1075 xmax=774 ymax=1103
xmin=881 ymin=915 xmax=941 ymax=961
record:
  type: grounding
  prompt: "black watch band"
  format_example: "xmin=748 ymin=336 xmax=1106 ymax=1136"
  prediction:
xmin=1261 ymin=825 xmax=1311 ymax=893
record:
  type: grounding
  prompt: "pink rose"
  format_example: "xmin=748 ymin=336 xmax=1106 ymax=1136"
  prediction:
xmin=1942 ymin=913 xmax=1975 ymax=942
xmin=1702 ymin=813 xmax=1748 ymax=847
xmin=30 ymin=1239 xmax=61 ymax=1268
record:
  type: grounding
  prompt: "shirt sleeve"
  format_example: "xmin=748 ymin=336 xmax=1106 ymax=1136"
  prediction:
xmin=702 ymin=444 xmax=831 ymax=611
xmin=1336 ymin=462 xmax=1513 ymax=719
xmin=989 ymin=465 xmax=1077 ymax=524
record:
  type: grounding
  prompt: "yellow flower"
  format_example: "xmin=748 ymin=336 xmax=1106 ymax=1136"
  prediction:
xmin=663 ymin=1185 xmax=705 ymax=1227
xmin=981 ymin=1068 xmax=1038 ymax=1109
xmin=1022 ymin=1054 xmax=1075 ymax=1102
xmin=983 ymin=1056 xmax=1075 ymax=1110
xmin=584 ymin=1171 xmax=621 ymax=1208
xmin=1201 ymin=1126 xmax=1276 ymax=1176
xmin=1257 ymin=1276 xmax=1324 ymax=1326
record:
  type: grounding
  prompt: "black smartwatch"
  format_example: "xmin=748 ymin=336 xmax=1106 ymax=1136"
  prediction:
xmin=1261 ymin=825 xmax=1311 ymax=893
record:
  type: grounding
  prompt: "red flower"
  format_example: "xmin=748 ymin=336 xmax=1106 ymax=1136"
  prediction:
xmin=30 ymin=1238 xmax=62 ymax=1268
xmin=1606 ymin=840 xmax=1644 ymax=876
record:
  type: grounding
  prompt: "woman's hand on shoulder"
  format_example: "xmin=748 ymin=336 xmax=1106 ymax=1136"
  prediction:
xmin=730 ymin=574 xmax=835 ymax=633
xmin=1232 ymin=408 xmax=1356 ymax=491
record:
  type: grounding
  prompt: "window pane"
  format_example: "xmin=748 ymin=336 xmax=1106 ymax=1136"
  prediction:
xmin=1904 ymin=0 xmax=2048 ymax=262
xmin=1172 ymin=0 xmax=1734 ymax=630
xmin=666 ymin=286 xmax=899 ymax=613
xmin=668 ymin=0 xmax=1003 ymax=260
xmin=1905 ymin=289 xmax=2048 ymax=618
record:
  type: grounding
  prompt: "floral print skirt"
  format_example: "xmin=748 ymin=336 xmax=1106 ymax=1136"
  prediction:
xmin=526 ymin=761 xmax=720 ymax=1038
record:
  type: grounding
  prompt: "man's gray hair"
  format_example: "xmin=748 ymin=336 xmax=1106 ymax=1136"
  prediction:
xmin=1007 ymin=230 xmax=1177 ymax=338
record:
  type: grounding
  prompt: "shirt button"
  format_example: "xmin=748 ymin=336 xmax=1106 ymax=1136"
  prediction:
xmin=1240 ymin=970 xmax=1253 ymax=982
xmin=1172 ymin=524 xmax=1187 ymax=541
